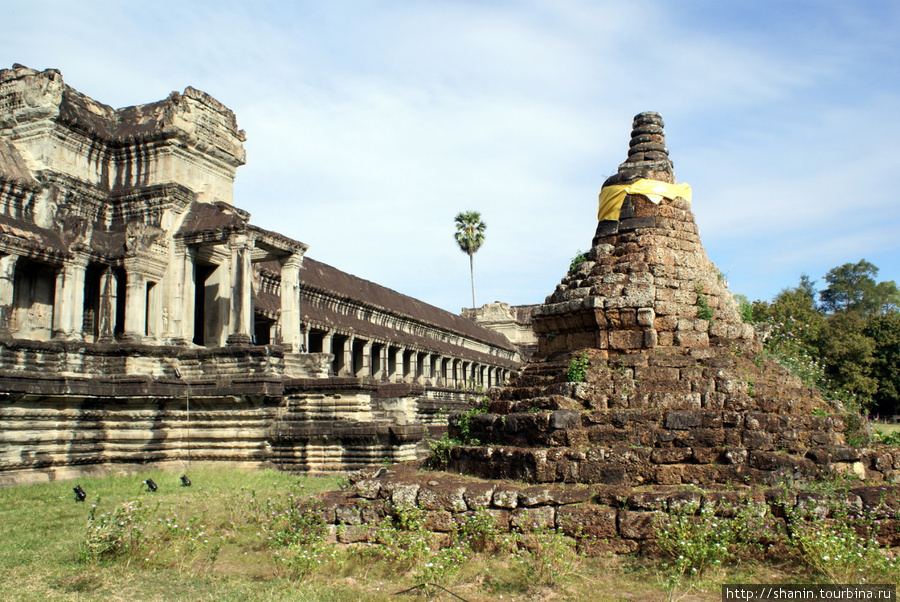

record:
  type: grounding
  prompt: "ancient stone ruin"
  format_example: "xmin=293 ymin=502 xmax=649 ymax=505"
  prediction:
xmin=447 ymin=110 xmax=857 ymax=488
xmin=316 ymin=112 xmax=900 ymax=555
xmin=0 ymin=64 xmax=521 ymax=486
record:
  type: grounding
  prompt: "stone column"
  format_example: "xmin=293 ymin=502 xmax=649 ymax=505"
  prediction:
xmin=122 ymin=268 xmax=146 ymax=342
xmin=97 ymin=267 xmax=118 ymax=342
xmin=373 ymin=344 xmax=386 ymax=380
xmin=408 ymin=351 xmax=419 ymax=384
xmin=322 ymin=330 xmax=335 ymax=374
xmin=167 ymin=243 xmax=192 ymax=345
xmin=0 ymin=255 xmax=19 ymax=335
xmin=226 ymin=234 xmax=254 ymax=346
xmin=52 ymin=255 xmax=88 ymax=341
xmin=340 ymin=336 xmax=354 ymax=377
xmin=388 ymin=347 xmax=401 ymax=382
xmin=421 ymin=353 xmax=432 ymax=384
xmin=359 ymin=340 xmax=372 ymax=378
xmin=279 ymin=254 xmax=303 ymax=353
xmin=435 ymin=356 xmax=444 ymax=386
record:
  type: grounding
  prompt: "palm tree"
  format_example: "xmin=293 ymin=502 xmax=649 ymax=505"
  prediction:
xmin=454 ymin=211 xmax=486 ymax=309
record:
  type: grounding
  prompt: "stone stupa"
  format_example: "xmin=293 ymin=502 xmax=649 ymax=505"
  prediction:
xmin=445 ymin=111 xmax=854 ymax=487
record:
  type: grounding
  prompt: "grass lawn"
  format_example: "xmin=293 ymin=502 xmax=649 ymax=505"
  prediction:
xmin=875 ymin=422 xmax=900 ymax=435
xmin=0 ymin=465 xmax=891 ymax=601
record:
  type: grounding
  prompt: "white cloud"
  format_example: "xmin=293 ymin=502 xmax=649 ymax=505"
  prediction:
xmin=3 ymin=0 xmax=899 ymax=312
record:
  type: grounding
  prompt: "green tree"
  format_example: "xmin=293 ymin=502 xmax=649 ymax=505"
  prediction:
xmin=454 ymin=211 xmax=486 ymax=309
xmin=751 ymin=274 xmax=825 ymax=344
xmin=864 ymin=313 xmax=900 ymax=416
xmin=818 ymin=311 xmax=878 ymax=410
xmin=819 ymin=259 xmax=900 ymax=315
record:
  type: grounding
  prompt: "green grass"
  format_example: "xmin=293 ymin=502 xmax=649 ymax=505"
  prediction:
xmin=0 ymin=466 xmax=888 ymax=601
xmin=874 ymin=422 xmax=900 ymax=435
xmin=0 ymin=466 xmax=351 ymax=601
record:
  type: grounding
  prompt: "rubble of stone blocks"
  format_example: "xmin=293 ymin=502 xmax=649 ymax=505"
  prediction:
xmin=310 ymin=463 xmax=900 ymax=556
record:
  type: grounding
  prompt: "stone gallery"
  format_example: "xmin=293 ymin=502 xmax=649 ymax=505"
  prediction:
xmin=317 ymin=112 xmax=900 ymax=554
xmin=0 ymin=64 xmax=524 ymax=486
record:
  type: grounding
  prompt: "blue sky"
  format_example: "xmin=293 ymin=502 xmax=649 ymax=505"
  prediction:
xmin=4 ymin=0 xmax=899 ymax=313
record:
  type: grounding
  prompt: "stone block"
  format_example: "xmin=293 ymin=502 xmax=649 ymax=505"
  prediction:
xmin=622 ymin=285 xmax=655 ymax=306
xmin=519 ymin=486 xmax=553 ymax=506
xmin=578 ymin=537 xmax=639 ymax=557
xmin=674 ymin=331 xmax=709 ymax=347
xmin=511 ymin=506 xmax=556 ymax=531
xmin=655 ymin=301 xmax=676 ymax=316
xmin=609 ymin=330 xmax=644 ymax=350
xmin=653 ymin=465 xmax=683 ymax=484
xmin=550 ymin=409 xmax=582 ymax=430
xmin=548 ymin=487 xmax=594 ymax=505
xmin=619 ymin=511 xmax=661 ymax=539
xmin=485 ymin=508 xmax=511 ymax=531
xmin=680 ymin=464 xmax=719 ymax=485
xmin=360 ymin=500 xmax=387 ymax=524
xmin=637 ymin=366 xmax=679 ymax=381
xmin=594 ymin=220 xmax=619 ymax=239
xmin=387 ymin=483 xmax=420 ymax=507
xmin=423 ymin=510 xmax=455 ymax=532
xmin=654 ymin=315 xmax=678 ymax=332
xmin=667 ymin=490 xmax=702 ymax=513
xmin=418 ymin=484 xmax=468 ymax=512
xmin=493 ymin=487 xmax=520 ymax=509
xmin=335 ymin=505 xmax=362 ymax=525
xmin=743 ymin=430 xmax=773 ymax=450
xmin=619 ymin=216 xmax=657 ymax=231
xmin=337 ymin=525 xmax=375 ymax=543
xmin=650 ymin=447 xmax=691 ymax=464
xmin=353 ymin=479 xmax=382 ymax=499
xmin=686 ymin=428 xmax=726 ymax=447
xmin=627 ymin=491 xmax=669 ymax=510
xmin=828 ymin=446 xmax=861 ymax=462
xmin=666 ymin=410 xmax=701 ymax=430
xmin=556 ymin=505 xmax=617 ymax=538
xmin=692 ymin=447 xmax=723 ymax=464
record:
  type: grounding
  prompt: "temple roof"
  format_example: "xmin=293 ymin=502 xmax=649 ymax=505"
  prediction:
xmin=299 ymin=257 xmax=515 ymax=353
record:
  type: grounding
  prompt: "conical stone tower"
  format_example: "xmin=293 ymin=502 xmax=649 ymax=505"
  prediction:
xmin=447 ymin=112 xmax=854 ymax=487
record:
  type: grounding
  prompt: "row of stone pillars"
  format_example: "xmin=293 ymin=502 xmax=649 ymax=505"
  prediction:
xmin=306 ymin=327 xmax=508 ymax=389
xmin=0 ymin=241 xmax=304 ymax=351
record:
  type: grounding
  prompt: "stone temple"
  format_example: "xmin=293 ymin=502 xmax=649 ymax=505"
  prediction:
xmin=0 ymin=64 xmax=524 ymax=486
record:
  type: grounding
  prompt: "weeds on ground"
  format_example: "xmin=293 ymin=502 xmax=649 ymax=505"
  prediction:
xmin=655 ymin=494 xmax=900 ymax=590
xmin=787 ymin=503 xmax=898 ymax=584
xmin=513 ymin=525 xmax=580 ymax=587
xmin=79 ymin=498 xmax=152 ymax=563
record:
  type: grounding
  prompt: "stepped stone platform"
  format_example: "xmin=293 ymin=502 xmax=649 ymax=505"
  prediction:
xmin=312 ymin=112 xmax=895 ymax=554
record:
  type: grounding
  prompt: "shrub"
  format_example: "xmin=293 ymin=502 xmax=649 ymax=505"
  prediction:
xmin=568 ymin=250 xmax=589 ymax=273
xmin=696 ymin=285 xmax=714 ymax=322
xmin=788 ymin=509 xmax=898 ymax=583
xmin=567 ymin=352 xmax=588 ymax=383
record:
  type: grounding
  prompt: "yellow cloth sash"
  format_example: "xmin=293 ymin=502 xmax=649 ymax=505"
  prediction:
xmin=597 ymin=179 xmax=692 ymax=221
